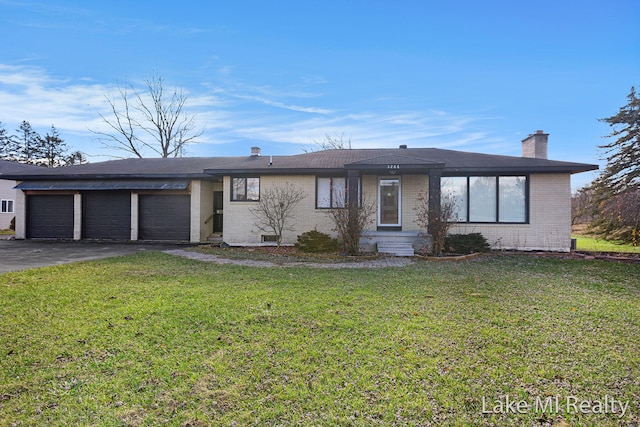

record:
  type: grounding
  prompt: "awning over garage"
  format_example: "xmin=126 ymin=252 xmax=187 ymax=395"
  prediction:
xmin=15 ymin=179 xmax=190 ymax=191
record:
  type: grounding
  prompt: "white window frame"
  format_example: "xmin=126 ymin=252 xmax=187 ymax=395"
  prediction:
xmin=1 ymin=199 xmax=14 ymax=214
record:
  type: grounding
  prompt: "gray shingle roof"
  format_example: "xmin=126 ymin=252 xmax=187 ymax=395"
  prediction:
xmin=0 ymin=160 xmax=46 ymax=175
xmin=1 ymin=157 xmax=246 ymax=179
xmin=2 ymin=148 xmax=598 ymax=180
xmin=206 ymin=148 xmax=598 ymax=174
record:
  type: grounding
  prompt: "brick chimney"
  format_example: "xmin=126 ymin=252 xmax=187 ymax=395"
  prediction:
xmin=521 ymin=130 xmax=548 ymax=159
xmin=250 ymin=146 xmax=261 ymax=156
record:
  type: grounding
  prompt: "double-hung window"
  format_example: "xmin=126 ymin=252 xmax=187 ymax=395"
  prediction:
xmin=231 ymin=177 xmax=260 ymax=201
xmin=1 ymin=199 xmax=14 ymax=213
xmin=442 ymin=176 xmax=527 ymax=223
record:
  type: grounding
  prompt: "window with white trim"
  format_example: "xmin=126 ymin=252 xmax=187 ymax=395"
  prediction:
xmin=1 ymin=199 xmax=14 ymax=213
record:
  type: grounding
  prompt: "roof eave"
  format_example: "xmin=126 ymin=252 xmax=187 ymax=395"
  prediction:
xmin=4 ymin=173 xmax=214 ymax=180
xmin=443 ymin=165 xmax=599 ymax=175
xmin=204 ymin=167 xmax=348 ymax=176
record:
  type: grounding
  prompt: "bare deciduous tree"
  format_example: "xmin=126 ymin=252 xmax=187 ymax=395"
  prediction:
xmin=325 ymin=192 xmax=376 ymax=256
xmin=588 ymin=189 xmax=640 ymax=245
xmin=413 ymin=190 xmax=457 ymax=256
xmin=92 ymin=75 xmax=203 ymax=158
xmin=301 ymin=132 xmax=352 ymax=153
xmin=571 ymin=187 xmax=594 ymax=225
xmin=250 ymin=182 xmax=306 ymax=246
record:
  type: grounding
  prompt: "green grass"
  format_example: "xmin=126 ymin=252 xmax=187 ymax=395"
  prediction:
xmin=0 ymin=229 xmax=15 ymax=235
xmin=573 ymin=235 xmax=640 ymax=254
xmin=1 ymin=253 xmax=639 ymax=426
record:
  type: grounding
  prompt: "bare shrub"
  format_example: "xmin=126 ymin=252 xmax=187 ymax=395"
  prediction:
xmin=250 ymin=182 xmax=306 ymax=246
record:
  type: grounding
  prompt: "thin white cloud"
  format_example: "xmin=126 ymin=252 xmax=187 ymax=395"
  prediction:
xmin=228 ymin=93 xmax=335 ymax=114
xmin=0 ymin=64 xmax=507 ymax=159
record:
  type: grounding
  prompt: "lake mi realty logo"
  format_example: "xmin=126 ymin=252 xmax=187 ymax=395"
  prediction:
xmin=482 ymin=395 xmax=630 ymax=418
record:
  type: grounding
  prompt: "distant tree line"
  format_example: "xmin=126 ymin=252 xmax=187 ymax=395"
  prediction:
xmin=0 ymin=121 xmax=85 ymax=167
xmin=573 ymin=86 xmax=640 ymax=245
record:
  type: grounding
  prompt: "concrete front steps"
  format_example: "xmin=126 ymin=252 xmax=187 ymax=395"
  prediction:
xmin=206 ymin=233 xmax=223 ymax=244
xmin=377 ymin=241 xmax=415 ymax=257
xmin=361 ymin=230 xmax=428 ymax=257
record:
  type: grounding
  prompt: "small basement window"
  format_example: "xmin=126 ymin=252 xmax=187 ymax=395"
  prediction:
xmin=261 ymin=235 xmax=278 ymax=243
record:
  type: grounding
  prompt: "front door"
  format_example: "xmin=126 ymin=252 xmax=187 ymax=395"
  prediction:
xmin=378 ymin=177 xmax=401 ymax=229
xmin=212 ymin=191 xmax=223 ymax=233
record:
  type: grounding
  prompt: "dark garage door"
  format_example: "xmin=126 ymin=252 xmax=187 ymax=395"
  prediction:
xmin=83 ymin=191 xmax=131 ymax=240
xmin=139 ymin=194 xmax=190 ymax=241
xmin=27 ymin=195 xmax=74 ymax=239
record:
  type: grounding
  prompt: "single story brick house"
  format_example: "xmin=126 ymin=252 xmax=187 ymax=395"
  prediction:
xmin=4 ymin=131 xmax=597 ymax=253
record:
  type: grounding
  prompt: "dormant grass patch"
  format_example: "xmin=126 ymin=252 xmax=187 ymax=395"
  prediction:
xmin=1 ymin=252 xmax=638 ymax=426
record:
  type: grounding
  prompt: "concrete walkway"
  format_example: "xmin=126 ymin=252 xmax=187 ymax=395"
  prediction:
xmin=163 ymin=249 xmax=415 ymax=268
xmin=0 ymin=239 xmax=414 ymax=274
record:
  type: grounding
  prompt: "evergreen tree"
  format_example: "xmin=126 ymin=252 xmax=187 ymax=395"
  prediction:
xmin=40 ymin=125 xmax=68 ymax=167
xmin=588 ymin=87 xmax=640 ymax=244
xmin=597 ymin=86 xmax=640 ymax=191
xmin=64 ymin=150 xmax=87 ymax=165
xmin=14 ymin=121 xmax=43 ymax=165
xmin=0 ymin=121 xmax=18 ymax=160
xmin=1 ymin=122 xmax=86 ymax=167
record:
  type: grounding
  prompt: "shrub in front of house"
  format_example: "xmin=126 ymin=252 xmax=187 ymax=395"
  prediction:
xmin=444 ymin=233 xmax=490 ymax=254
xmin=296 ymin=230 xmax=339 ymax=253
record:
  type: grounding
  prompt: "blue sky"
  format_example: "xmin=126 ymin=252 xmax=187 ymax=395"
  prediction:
xmin=1 ymin=0 xmax=639 ymax=189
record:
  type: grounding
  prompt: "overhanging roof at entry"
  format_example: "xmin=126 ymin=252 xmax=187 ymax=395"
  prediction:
xmin=345 ymin=154 xmax=445 ymax=170
xmin=15 ymin=179 xmax=190 ymax=191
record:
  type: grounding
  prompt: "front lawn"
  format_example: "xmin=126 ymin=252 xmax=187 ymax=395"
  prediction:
xmin=1 ymin=253 xmax=639 ymax=426
xmin=573 ymin=235 xmax=640 ymax=254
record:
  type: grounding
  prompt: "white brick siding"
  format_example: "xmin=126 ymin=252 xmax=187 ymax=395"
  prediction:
xmin=222 ymin=173 xmax=572 ymax=251
xmin=223 ymin=175 xmax=336 ymax=245
xmin=449 ymin=174 xmax=572 ymax=251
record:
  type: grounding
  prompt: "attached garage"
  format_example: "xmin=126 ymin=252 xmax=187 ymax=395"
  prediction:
xmin=27 ymin=194 xmax=74 ymax=239
xmin=16 ymin=176 xmax=204 ymax=242
xmin=139 ymin=194 xmax=190 ymax=241
xmin=83 ymin=191 xmax=131 ymax=240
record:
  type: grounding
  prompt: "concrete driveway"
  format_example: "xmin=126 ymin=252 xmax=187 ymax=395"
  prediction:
xmin=0 ymin=238 xmax=190 ymax=273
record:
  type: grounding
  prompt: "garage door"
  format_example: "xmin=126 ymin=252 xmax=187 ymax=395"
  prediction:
xmin=27 ymin=195 xmax=74 ymax=239
xmin=139 ymin=194 xmax=190 ymax=241
xmin=83 ymin=191 xmax=131 ymax=240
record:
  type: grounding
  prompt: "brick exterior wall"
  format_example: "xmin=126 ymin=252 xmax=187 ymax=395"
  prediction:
xmin=222 ymin=173 xmax=572 ymax=251
xmin=190 ymin=180 xmax=218 ymax=242
xmin=223 ymin=175 xmax=335 ymax=245
xmin=449 ymin=174 xmax=571 ymax=251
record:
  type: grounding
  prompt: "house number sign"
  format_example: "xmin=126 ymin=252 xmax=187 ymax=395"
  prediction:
xmin=387 ymin=164 xmax=400 ymax=169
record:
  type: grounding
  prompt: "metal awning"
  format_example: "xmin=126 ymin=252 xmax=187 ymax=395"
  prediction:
xmin=15 ymin=179 xmax=190 ymax=191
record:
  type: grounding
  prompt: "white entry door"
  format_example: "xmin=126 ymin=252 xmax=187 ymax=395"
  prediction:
xmin=378 ymin=178 xmax=401 ymax=227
